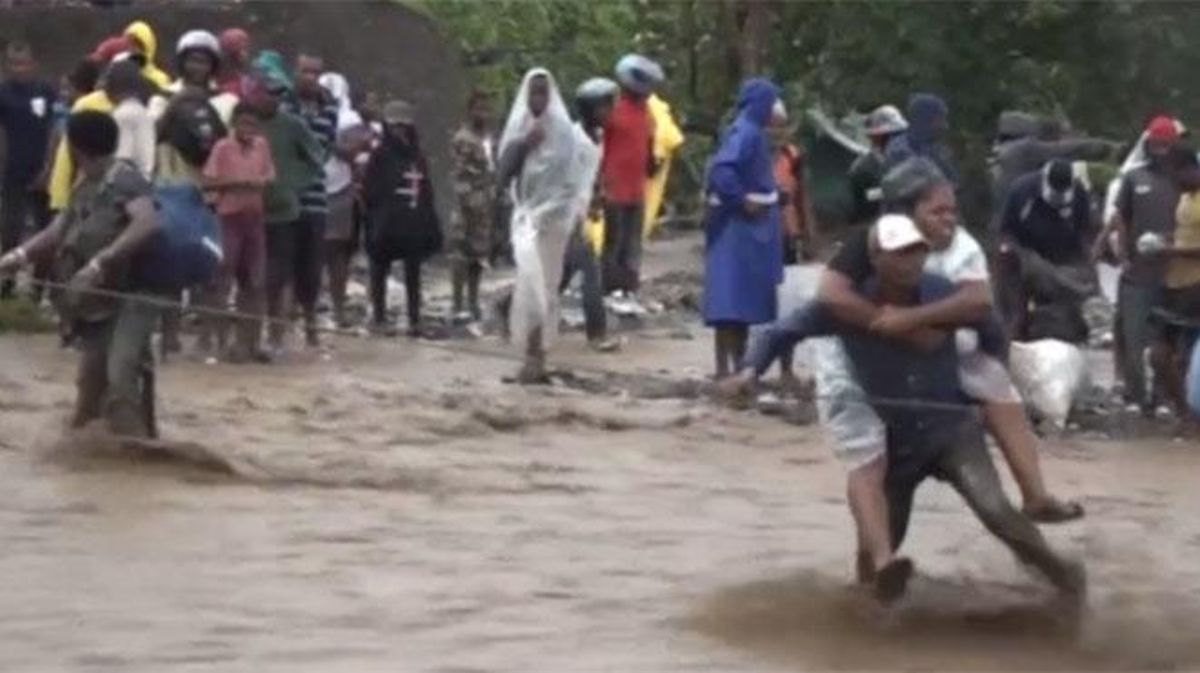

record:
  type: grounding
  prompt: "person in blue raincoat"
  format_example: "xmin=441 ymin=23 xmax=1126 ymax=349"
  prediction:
xmin=885 ymin=93 xmax=957 ymax=184
xmin=703 ymin=79 xmax=785 ymax=378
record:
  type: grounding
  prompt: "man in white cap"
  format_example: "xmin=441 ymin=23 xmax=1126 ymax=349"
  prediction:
xmin=724 ymin=214 xmax=1085 ymax=604
xmin=847 ymin=104 xmax=908 ymax=226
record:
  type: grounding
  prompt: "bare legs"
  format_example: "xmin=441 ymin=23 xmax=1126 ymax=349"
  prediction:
xmin=713 ymin=322 xmax=749 ymax=379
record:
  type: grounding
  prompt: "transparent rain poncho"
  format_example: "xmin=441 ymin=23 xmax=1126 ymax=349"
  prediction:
xmin=498 ymin=68 xmax=601 ymax=351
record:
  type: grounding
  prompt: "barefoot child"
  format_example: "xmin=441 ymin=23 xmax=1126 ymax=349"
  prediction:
xmin=201 ymin=102 xmax=276 ymax=362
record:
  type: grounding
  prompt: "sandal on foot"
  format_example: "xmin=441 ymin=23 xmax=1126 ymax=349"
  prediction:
xmin=588 ymin=337 xmax=621 ymax=353
xmin=874 ymin=557 xmax=914 ymax=604
xmin=1024 ymin=497 xmax=1085 ymax=524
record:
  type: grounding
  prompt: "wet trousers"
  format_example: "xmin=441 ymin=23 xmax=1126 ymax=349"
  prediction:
xmin=602 ymin=202 xmax=644 ymax=294
xmin=560 ymin=223 xmax=607 ymax=342
xmin=73 ymin=299 xmax=159 ymax=437
xmin=369 ymin=254 xmax=422 ymax=328
xmin=266 ymin=213 xmax=325 ymax=345
xmin=1116 ymin=279 xmax=1163 ymax=409
xmin=202 ymin=210 xmax=266 ymax=355
xmin=887 ymin=418 xmax=1076 ymax=589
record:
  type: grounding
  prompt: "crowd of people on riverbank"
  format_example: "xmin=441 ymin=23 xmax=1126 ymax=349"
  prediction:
xmin=0 ymin=22 xmax=683 ymax=385
xmin=0 ymin=15 xmax=1197 ymax=608
xmin=0 ymin=22 xmax=452 ymax=425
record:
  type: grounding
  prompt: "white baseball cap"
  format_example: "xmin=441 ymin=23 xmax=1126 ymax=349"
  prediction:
xmin=874 ymin=214 xmax=927 ymax=252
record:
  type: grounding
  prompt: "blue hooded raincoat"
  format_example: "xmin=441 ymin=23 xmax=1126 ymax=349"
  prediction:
xmin=702 ymin=79 xmax=783 ymax=326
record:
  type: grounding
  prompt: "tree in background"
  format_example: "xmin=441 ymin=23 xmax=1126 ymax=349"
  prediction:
xmin=413 ymin=0 xmax=1200 ymax=228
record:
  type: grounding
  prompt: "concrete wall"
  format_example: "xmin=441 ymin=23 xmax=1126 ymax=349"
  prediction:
xmin=0 ymin=0 xmax=466 ymax=219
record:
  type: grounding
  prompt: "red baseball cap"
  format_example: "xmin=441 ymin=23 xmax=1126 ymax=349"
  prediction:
xmin=90 ymin=35 xmax=133 ymax=64
xmin=1147 ymin=115 xmax=1180 ymax=143
xmin=220 ymin=28 xmax=250 ymax=55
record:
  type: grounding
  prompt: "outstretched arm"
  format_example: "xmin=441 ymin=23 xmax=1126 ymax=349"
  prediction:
xmin=743 ymin=302 xmax=833 ymax=379
xmin=1030 ymin=137 xmax=1121 ymax=165
xmin=718 ymin=302 xmax=832 ymax=398
xmin=0 ymin=211 xmax=67 ymax=272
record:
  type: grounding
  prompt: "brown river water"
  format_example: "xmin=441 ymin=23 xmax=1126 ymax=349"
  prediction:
xmin=2 ymin=237 xmax=1199 ymax=672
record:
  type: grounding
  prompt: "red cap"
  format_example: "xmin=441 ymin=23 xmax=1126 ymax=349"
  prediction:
xmin=1147 ymin=115 xmax=1180 ymax=143
xmin=219 ymin=28 xmax=250 ymax=54
xmin=90 ymin=35 xmax=133 ymax=64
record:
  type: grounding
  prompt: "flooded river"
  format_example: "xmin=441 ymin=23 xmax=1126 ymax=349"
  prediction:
xmin=2 ymin=238 xmax=1199 ymax=671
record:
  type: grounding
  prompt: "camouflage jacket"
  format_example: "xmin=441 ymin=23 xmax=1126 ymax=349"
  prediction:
xmin=451 ymin=125 xmax=496 ymax=215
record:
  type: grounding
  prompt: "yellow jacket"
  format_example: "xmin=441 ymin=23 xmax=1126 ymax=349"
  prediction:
xmin=643 ymin=95 xmax=684 ymax=239
xmin=1170 ymin=191 xmax=1200 ymax=289
xmin=48 ymin=91 xmax=114 ymax=211
xmin=124 ymin=21 xmax=172 ymax=91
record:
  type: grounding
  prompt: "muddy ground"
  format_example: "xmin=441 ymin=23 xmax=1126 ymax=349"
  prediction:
xmin=1 ymin=232 xmax=1198 ymax=672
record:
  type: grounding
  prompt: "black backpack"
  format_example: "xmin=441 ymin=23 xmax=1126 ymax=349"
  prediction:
xmin=162 ymin=93 xmax=227 ymax=168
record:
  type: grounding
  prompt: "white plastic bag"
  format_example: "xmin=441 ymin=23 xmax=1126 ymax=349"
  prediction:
xmin=1008 ymin=339 xmax=1089 ymax=430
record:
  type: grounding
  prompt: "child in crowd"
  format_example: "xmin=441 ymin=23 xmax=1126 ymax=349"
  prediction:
xmin=201 ymin=102 xmax=276 ymax=362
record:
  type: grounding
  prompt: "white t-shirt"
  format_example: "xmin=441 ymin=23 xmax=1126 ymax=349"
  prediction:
xmin=924 ymin=227 xmax=990 ymax=282
xmin=325 ymin=107 xmax=364 ymax=195
xmin=924 ymin=227 xmax=991 ymax=353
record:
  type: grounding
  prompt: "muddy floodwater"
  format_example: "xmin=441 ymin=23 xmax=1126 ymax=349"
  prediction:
xmin=2 ymin=236 xmax=1199 ymax=672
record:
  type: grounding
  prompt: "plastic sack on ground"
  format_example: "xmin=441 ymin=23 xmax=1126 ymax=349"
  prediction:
xmin=1008 ymin=339 xmax=1089 ymax=430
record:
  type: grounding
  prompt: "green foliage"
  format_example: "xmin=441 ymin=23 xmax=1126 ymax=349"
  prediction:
xmin=0 ymin=299 xmax=55 ymax=334
xmin=418 ymin=0 xmax=1200 ymax=134
xmin=408 ymin=0 xmax=639 ymax=104
xmin=416 ymin=0 xmax=1200 ymax=222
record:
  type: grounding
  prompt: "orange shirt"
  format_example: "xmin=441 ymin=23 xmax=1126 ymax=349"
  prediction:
xmin=774 ymin=144 xmax=805 ymax=237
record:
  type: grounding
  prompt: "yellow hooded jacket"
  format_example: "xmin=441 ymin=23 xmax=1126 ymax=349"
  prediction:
xmin=124 ymin=21 xmax=172 ymax=91
xmin=48 ymin=90 xmax=114 ymax=211
xmin=643 ymin=94 xmax=684 ymax=239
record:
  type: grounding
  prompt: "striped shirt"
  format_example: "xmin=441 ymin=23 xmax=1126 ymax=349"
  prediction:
xmin=286 ymin=91 xmax=338 ymax=215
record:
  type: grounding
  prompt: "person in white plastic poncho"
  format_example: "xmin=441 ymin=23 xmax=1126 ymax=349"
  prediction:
xmin=497 ymin=69 xmax=602 ymax=383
